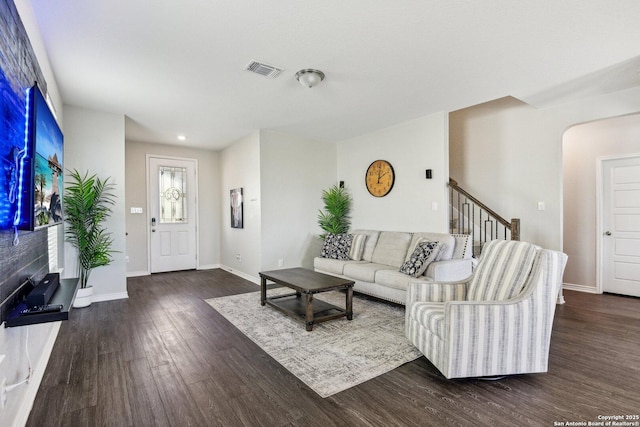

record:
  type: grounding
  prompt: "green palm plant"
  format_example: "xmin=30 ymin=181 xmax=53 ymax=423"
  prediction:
xmin=63 ymin=169 xmax=117 ymax=289
xmin=318 ymin=184 xmax=351 ymax=238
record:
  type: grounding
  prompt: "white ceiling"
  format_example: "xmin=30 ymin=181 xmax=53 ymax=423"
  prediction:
xmin=27 ymin=0 xmax=640 ymax=150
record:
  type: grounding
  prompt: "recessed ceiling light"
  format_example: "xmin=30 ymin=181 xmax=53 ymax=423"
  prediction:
xmin=177 ymin=135 xmax=186 ymax=141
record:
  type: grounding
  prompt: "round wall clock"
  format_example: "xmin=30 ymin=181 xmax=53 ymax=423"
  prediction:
xmin=365 ymin=159 xmax=395 ymax=197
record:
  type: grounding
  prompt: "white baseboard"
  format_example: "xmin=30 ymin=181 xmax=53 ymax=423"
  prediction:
xmin=219 ymin=265 xmax=260 ymax=285
xmin=92 ymin=291 xmax=129 ymax=303
xmin=126 ymin=270 xmax=149 ymax=278
xmin=562 ymin=282 xmax=600 ymax=294
xmin=14 ymin=322 xmax=61 ymax=427
xmin=197 ymin=264 xmax=220 ymax=270
xmin=128 ymin=265 xmax=221 ymax=276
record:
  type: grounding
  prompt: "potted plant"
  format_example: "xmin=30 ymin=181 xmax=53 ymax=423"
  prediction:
xmin=317 ymin=184 xmax=351 ymax=238
xmin=63 ymin=169 xmax=116 ymax=308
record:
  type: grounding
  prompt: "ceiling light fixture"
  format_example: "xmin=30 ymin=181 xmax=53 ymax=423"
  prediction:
xmin=177 ymin=135 xmax=186 ymax=141
xmin=295 ymin=69 xmax=325 ymax=88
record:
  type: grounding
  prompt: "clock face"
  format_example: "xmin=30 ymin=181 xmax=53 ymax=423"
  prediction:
xmin=365 ymin=160 xmax=395 ymax=197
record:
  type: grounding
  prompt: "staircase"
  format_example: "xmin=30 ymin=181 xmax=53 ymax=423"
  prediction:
xmin=448 ymin=178 xmax=520 ymax=258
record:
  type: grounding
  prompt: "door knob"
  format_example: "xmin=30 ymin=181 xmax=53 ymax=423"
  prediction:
xmin=605 ymin=231 xmax=612 ymax=236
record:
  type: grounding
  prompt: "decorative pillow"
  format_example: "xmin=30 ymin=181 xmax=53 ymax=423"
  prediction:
xmin=321 ymin=233 xmax=353 ymax=260
xmin=348 ymin=234 xmax=367 ymax=260
xmin=399 ymin=241 xmax=441 ymax=277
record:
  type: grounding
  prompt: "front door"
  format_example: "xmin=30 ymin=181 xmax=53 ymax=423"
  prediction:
xmin=148 ymin=156 xmax=198 ymax=273
xmin=602 ymin=154 xmax=640 ymax=297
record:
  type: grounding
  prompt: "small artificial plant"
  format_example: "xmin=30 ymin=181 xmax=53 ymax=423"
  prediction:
xmin=63 ymin=169 xmax=116 ymax=288
xmin=317 ymin=184 xmax=351 ymax=238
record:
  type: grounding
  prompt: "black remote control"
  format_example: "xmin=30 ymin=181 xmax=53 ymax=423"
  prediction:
xmin=20 ymin=304 xmax=63 ymax=316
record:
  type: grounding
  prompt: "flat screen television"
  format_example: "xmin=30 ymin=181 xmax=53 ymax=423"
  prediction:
xmin=15 ymin=83 xmax=64 ymax=231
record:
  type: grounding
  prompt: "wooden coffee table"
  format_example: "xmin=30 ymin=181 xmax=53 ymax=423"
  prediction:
xmin=259 ymin=267 xmax=355 ymax=331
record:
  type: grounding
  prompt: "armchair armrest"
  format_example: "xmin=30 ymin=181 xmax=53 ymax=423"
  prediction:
xmin=406 ymin=279 xmax=470 ymax=305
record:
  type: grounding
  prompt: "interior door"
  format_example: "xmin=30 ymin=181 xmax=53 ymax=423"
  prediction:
xmin=148 ymin=156 xmax=197 ymax=273
xmin=602 ymin=155 xmax=640 ymax=297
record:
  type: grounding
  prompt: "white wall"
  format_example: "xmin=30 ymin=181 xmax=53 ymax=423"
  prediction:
xmin=449 ymin=88 xmax=640 ymax=254
xmin=260 ymin=131 xmax=337 ymax=270
xmin=219 ymin=132 xmax=262 ymax=282
xmin=337 ymin=112 xmax=450 ymax=232
xmin=450 ymin=87 xmax=640 ymax=253
xmin=62 ymin=106 xmax=127 ymax=301
xmin=563 ymin=113 xmax=640 ymax=291
xmin=124 ymin=140 xmax=221 ymax=275
xmin=450 ymin=97 xmax=560 ymax=248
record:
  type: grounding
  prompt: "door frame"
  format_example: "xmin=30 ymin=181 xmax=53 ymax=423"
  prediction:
xmin=595 ymin=152 xmax=640 ymax=294
xmin=146 ymin=154 xmax=200 ymax=273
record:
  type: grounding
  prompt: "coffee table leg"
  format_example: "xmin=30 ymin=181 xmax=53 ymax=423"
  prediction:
xmin=346 ymin=286 xmax=353 ymax=320
xmin=260 ymin=276 xmax=266 ymax=306
xmin=305 ymin=292 xmax=314 ymax=331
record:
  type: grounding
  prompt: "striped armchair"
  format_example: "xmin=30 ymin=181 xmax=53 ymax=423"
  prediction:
xmin=405 ymin=240 xmax=567 ymax=379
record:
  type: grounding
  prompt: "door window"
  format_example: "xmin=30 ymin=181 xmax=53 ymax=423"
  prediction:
xmin=158 ymin=166 xmax=187 ymax=223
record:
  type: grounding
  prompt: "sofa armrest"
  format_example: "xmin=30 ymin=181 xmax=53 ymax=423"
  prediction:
xmin=424 ymin=258 xmax=473 ymax=282
xmin=406 ymin=280 xmax=470 ymax=305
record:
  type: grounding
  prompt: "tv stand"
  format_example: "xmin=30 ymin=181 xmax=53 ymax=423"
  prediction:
xmin=5 ymin=278 xmax=80 ymax=327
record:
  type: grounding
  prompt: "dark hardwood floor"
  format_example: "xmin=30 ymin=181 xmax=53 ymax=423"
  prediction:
xmin=27 ymin=269 xmax=640 ymax=426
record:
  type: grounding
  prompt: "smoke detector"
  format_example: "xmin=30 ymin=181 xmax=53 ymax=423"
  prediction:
xmin=244 ymin=60 xmax=284 ymax=79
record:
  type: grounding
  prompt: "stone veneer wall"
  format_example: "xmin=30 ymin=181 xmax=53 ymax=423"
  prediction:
xmin=0 ymin=0 xmax=50 ymax=321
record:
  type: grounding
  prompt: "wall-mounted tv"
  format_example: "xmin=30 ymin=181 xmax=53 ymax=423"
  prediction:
xmin=15 ymin=83 xmax=64 ymax=231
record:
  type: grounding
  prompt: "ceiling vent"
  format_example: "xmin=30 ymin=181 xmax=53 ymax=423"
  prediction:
xmin=244 ymin=60 xmax=284 ymax=79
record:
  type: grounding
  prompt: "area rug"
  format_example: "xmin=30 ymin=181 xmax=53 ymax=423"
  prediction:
xmin=205 ymin=289 xmax=422 ymax=398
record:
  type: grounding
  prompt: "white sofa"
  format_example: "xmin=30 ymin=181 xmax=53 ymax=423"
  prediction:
xmin=314 ymin=230 xmax=472 ymax=305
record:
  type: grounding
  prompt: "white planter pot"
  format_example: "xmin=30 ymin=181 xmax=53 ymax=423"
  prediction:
xmin=73 ymin=286 xmax=93 ymax=308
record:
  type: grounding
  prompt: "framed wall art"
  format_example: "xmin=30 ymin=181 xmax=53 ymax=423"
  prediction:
xmin=230 ymin=187 xmax=243 ymax=228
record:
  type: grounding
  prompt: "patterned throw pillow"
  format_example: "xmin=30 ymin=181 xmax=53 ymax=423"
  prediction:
xmin=348 ymin=234 xmax=367 ymax=260
xmin=321 ymin=233 xmax=353 ymax=260
xmin=399 ymin=241 xmax=440 ymax=277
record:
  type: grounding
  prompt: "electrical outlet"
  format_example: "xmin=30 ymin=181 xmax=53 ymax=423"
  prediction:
xmin=278 ymin=259 xmax=284 ymax=267
xmin=1 ymin=377 xmax=6 ymax=410
xmin=235 ymin=254 xmax=241 ymax=262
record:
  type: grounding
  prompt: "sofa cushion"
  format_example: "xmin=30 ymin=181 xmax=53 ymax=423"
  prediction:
xmin=375 ymin=269 xmax=431 ymax=291
xmin=348 ymin=233 xmax=367 ymax=260
xmin=371 ymin=231 xmax=413 ymax=268
xmin=320 ymin=233 xmax=353 ymax=260
xmin=343 ymin=262 xmax=396 ymax=282
xmin=352 ymin=230 xmax=380 ymax=262
xmin=314 ymin=257 xmax=366 ymax=275
xmin=407 ymin=233 xmax=455 ymax=261
xmin=467 ymin=240 xmax=537 ymax=301
xmin=399 ymin=241 xmax=441 ymax=277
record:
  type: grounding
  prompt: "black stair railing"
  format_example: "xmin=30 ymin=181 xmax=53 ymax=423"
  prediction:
xmin=448 ymin=178 xmax=520 ymax=257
